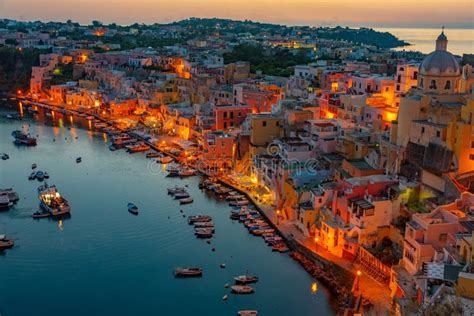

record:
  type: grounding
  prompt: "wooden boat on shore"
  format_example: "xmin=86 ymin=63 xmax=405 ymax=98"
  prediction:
xmin=234 ymin=275 xmax=259 ymax=284
xmin=0 ymin=234 xmax=14 ymax=250
xmin=231 ymin=285 xmax=255 ymax=294
xmin=174 ymin=267 xmax=203 ymax=278
xmin=127 ymin=202 xmax=139 ymax=215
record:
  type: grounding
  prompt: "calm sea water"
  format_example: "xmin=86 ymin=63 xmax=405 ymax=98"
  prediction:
xmin=375 ymin=27 xmax=474 ymax=56
xmin=0 ymin=105 xmax=333 ymax=316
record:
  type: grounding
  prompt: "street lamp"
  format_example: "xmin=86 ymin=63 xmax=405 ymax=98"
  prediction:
xmin=354 ymin=270 xmax=361 ymax=293
xmin=314 ymin=236 xmax=319 ymax=252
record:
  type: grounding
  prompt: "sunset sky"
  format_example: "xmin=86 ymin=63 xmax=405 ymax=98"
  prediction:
xmin=0 ymin=0 xmax=473 ymax=28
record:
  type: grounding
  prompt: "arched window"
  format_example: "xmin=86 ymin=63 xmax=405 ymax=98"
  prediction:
xmin=430 ymin=80 xmax=437 ymax=90
xmin=445 ymin=80 xmax=451 ymax=90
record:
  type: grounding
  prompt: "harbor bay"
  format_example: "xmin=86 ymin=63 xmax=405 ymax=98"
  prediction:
xmin=0 ymin=106 xmax=333 ymax=316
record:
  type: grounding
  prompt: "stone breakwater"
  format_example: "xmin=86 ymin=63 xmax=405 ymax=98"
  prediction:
xmin=290 ymin=251 xmax=352 ymax=311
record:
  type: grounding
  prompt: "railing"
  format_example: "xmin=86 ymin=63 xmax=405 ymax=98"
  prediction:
xmin=356 ymin=247 xmax=392 ymax=284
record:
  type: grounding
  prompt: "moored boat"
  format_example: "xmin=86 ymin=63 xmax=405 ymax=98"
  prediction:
xmin=35 ymin=170 xmax=45 ymax=181
xmin=127 ymin=202 xmax=139 ymax=215
xmin=145 ymin=152 xmax=161 ymax=158
xmin=76 ymin=157 xmax=82 ymax=163
xmin=187 ymin=215 xmax=212 ymax=224
xmin=179 ymin=197 xmax=193 ymax=205
xmin=234 ymin=275 xmax=259 ymax=284
xmin=174 ymin=192 xmax=190 ymax=199
xmin=157 ymin=156 xmax=173 ymax=164
xmin=167 ymin=186 xmax=187 ymax=195
xmin=231 ymin=285 xmax=255 ymax=294
xmin=32 ymin=211 xmax=51 ymax=219
xmin=174 ymin=267 xmax=203 ymax=278
xmin=11 ymin=130 xmax=37 ymax=146
xmin=194 ymin=221 xmax=214 ymax=228
xmin=1 ymin=153 xmax=9 ymax=160
xmin=238 ymin=311 xmax=258 ymax=316
xmin=0 ymin=195 xmax=13 ymax=210
xmin=178 ymin=168 xmax=196 ymax=177
xmin=0 ymin=188 xmax=19 ymax=204
xmin=38 ymin=183 xmax=71 ymax=216
xmin=0 ymin=234 xmax=14 ymax=250
xmin=126 ymin=142 xmax=150 ymax=153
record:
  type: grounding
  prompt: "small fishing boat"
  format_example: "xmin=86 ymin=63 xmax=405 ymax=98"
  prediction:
xmin=0 ymin=195 xmax=13 ymax=210
xmin=35 ymin=171 xmax=45 ymax=181
xmin=28 ymin=172 xmax=36 ymax=180
xmin=0 ymin=235 xmax=14 ymax=250
xmin=166 ymin=165 xmax=180 ymax=177
xmin=231 ymin=285 xmax=254 ymax=294
xmin=251 ymin=229 xmax=275 ymax=236
xmin=194 ymin=221 xmax=214 ymax=228
xmin=31 ymin=163 xmax=37 ymax=169
xmin=187 ymin=215 xmax=212 ymax=224
xmin=167 ymin=186 xmax=187 ymax=195
xmin=195 ymin=229 xmax=214 ymax=238
xmin=238 ymin=311 xmax=258 ymax=316
xmin=174 ymin=267 xmax=203 ymax=278
xmin=226 ymin=194 xmax=245 ymax=201
xmin=179 ymin=197 xmax=193 ymax=205
xmin=76 ymin=157 xmax=82 ymax=163
xmin=43 ymin=172 xmax=50 ymax=179
xmin=145 ymin=152 xmax=161 ymax=158
xmin=0 ymin=188 xmax=19 ymax=203
xmin=93 ymin=122 xmax=107 ymax=129
xmin=174 ymin=192 xmax=190 ymax=199
xmin=178 ymin=168 xmax=196 ymax=177
xmin=32 ymin=211 xmax=51 ymax=219
xmin=234 ymin=275 xmax=259 ymax=284
xmin=157 ymin=156 xmax=173 ymax=164
xmin=272 ymin=243 xmax=290 ymax=253
xmin=11 ymin=130 xmax=37 ymax=146
xmin=230 ymin=200 xmax=249 ymax=207
xmin=195 ymin=227 xmax=215 ymax=234
xmin=1 ymin=153 xmax=9 ymax=160
xmin=126 ymin=142 xmax=150 ymax=153
xmin=127 ymin=203 xmax=139 ymax=215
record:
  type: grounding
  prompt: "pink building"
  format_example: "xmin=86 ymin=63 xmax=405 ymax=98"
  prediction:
xmin=402 ymin=193 xmax=474 ymax=275
xmin=214 ymin=104 xmax=252 ymax=130
xmin=202 ymin=131 xmax=236 ymax=170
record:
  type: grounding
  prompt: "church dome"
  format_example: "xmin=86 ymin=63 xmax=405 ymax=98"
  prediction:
xmin=420 ymin=29 xmax=460 ymax=76
xmin=420 ymin=50 xmax=460 ymax=75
